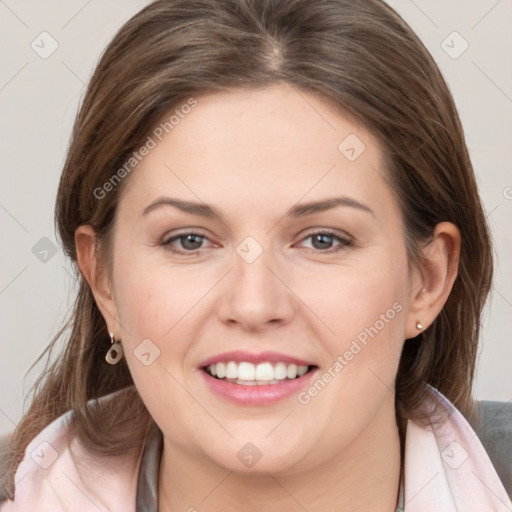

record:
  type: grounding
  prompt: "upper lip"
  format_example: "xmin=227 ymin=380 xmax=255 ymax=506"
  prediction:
xmin=198 ymin=350 xmax=316 ymax=368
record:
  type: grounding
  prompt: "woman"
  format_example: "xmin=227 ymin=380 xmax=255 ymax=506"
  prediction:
xmin=1 ymin=0 xmax=510 ymax=510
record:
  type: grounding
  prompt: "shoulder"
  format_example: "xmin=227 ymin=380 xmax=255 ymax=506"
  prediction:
xmin=0 ymin=409 xmax=74 ymax=509
xmin=0 ymin=395 xmax=143 ymax=511
xmin=404 ymin=386 xmax=512 ymax=508
xmin=468 ymin=399 xmax=512 ymax=497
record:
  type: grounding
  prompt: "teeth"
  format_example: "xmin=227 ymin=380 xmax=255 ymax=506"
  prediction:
xmin=274 ymin=362 xmax=287 ymax=380
xmin=255 ymin=362 xmax=273 ymax=380
xmin=238 ymin=362 xmax=255 ymax=380
xmin=216 ymin=362 xmax=226 ymax=379
xmin=236 ymin=379 xmax=257 ymax=386
xmin=226 ymin=361 xmax=237 ymax=379
xmin=206 ymin=361 xmax=312 ymax=383
xmin=297 ymin=365 xmax=308 ymax=376
xmin=287 ymin=364 xmax=297 ymax=379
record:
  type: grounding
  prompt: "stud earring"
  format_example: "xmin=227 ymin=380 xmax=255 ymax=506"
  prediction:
xmin=106 ymin=332 xmax=123 ymax=364
xmin=416 ymin=322 xmax=424 ymax=331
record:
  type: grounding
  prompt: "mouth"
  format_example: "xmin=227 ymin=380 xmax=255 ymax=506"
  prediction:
xmin=198 ymin=351 xmax=318 ymax=405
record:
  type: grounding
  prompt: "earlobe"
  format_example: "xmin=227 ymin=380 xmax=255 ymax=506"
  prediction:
xmin=405 ymin=222 xmax=461 ymax=339
xmin=75 ymin=225 xmax=119 ymax=334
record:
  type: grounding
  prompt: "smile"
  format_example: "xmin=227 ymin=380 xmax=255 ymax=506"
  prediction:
xmin=198 ymin=351 xmax=318 ymax=405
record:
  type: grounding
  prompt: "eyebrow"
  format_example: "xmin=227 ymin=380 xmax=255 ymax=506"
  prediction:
xmin=142 ymin=196 xmax=375 ymax=219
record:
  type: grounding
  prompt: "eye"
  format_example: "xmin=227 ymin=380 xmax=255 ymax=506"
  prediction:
xmin=161 ymin=232 xmax=214 ymax=254
xmin=296 ymin=230 xmax=352 ymax=253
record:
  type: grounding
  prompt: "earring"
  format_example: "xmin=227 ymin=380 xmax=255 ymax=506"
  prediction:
xmin=106 ymin=332 xmax=123 ymax=365
xmin=416 ymin=322 xmax=424 ymax=331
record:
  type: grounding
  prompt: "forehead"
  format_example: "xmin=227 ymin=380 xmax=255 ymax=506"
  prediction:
xmin=119 ymin=83 xmax=398 ymax=223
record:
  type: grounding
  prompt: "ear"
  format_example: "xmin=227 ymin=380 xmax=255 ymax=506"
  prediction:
xmin=75 ymin=225 xmax=121 ymax=337
xmin=404 ymin=222 xmax=461 ymax=339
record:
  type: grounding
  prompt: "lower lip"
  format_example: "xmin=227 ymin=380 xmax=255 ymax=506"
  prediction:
xmin=199 ymin=368 xmax=317 ymax=405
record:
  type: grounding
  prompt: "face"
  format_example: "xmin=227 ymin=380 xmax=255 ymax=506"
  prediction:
xmin=106 ymin=83 xmax=415 ymax=474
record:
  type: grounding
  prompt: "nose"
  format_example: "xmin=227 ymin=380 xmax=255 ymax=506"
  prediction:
xmin=216 ymin=244 xmax=297 ymax=333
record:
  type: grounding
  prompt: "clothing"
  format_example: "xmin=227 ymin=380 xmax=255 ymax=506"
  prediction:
xmin=1 ymin=386 xmax=511 ymax=511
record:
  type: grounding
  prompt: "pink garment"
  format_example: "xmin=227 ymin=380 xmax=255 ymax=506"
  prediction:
xmin=1 ymin=397 xmax=143 ymax=512
xmin=2 ymin=386 xmax=511 ymax=511
xmin=403 ymin=387 xmax=511 ymax=511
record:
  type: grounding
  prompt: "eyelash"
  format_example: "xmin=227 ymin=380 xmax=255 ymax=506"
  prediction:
xmin=161 ymin=229 xmax=352 ymax=256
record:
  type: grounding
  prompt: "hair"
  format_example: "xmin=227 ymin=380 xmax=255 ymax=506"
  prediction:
xmin=2 ymin=0 xmax=493 ymax=498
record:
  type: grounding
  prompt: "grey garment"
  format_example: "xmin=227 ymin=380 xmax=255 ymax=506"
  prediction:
xmin=395 ymin=473 xmax=405 ymax=512
xmin=468 ymin=399 xmax=512 ymax=495
xmin=136 ymin=423 xmax=163 ymax=512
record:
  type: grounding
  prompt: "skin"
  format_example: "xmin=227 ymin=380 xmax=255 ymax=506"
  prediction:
xmin=76 ymin=82 xmax=460 ymax=511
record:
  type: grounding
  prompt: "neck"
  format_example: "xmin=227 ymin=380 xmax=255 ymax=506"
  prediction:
xmin=158 ymin=395 xmax=401 ymax=511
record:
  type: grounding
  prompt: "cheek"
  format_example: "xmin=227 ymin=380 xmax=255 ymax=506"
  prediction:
xmin=338 ymin=271 xmax=407 ymax=357
xmin=112 ymin=242 xmax=180 ymax=336
xmin=114 ymin=277 xmax=168 ymax=344
xmin=110 ymin=263 xmax=200 ymax=434
xmin=295 ymin=249 xmax=408 ymax=356
xmin=292 ymin=262 xmax=408 ymax=436
xmin=109 ymin=248 xmax=179 ymax=377
xmin=111 ymin=251 xmax=210 ymax=371
xmin=293 ymin=246 xmax=409 ymax=419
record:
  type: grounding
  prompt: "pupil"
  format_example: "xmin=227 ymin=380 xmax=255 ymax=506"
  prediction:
xmin=312 ymin=234 xmax=332 ymax=250
xmin=182 ymin=234 xmax=202 ymax=250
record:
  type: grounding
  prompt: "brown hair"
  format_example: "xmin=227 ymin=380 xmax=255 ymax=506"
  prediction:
xmin=2 ymin=0 xmax=493 ymax=498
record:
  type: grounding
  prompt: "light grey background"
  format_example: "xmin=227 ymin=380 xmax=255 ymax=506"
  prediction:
xmin=1 ymin=0 xmax=511 ymax=437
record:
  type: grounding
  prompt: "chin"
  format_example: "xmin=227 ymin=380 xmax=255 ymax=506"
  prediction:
xmin=195 ymin=433 xmax=312 ymax=476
